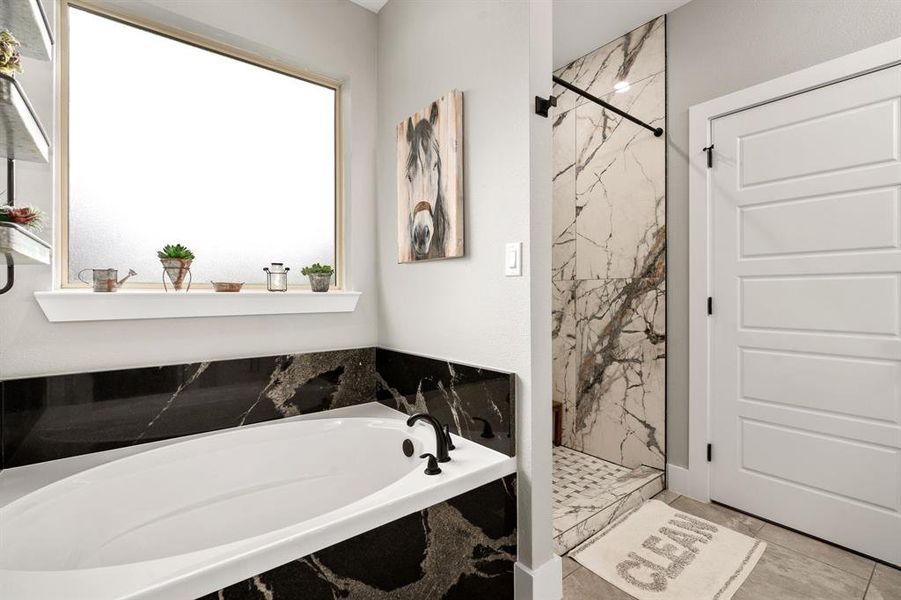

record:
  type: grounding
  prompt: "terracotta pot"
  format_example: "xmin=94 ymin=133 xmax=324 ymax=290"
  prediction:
xmin=160 ymin=258 xmax=192 ymax=290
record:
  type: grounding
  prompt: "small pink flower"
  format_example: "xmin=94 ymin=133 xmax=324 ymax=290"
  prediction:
xmin=0 ymin=205 xmax=44 ymax=231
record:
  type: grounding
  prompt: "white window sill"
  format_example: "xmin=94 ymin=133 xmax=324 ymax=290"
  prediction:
xmin=34 ymin=289 xmax=361 ymax=322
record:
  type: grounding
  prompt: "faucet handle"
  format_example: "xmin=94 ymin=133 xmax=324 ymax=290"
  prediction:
xmin=443 ymin=424 xmax=456 ymax=450
xmin=419 ymin=453 xmax=442 ymax=475
xmin=473 ymin=417 xmax=496 ymax=439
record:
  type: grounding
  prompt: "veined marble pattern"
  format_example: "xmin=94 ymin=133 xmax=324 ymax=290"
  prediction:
xmin=375 ymin=349 xmax=515 ymax=457
xmin=556 ymin=474 xmax=663 ymax=555
xmin=553 ymin=16 xmax=664 ymax=114
xmin=0 ymin=349 xmax=376 ymax=467
xmin=553 ymin=106 xmax=576 ymax=281
xmin=551 ymin=16 xmax=666 ymax=470
xmin=573 ymin=278 xmax=665 ymax=468
xmin=574 ymin=73 xmax=664 ymax=280
xmin=202 ymin=476 xmax=517 ymax=600
xmin=553 ymin=280 xmax=577 ymax=430
xmin=2 ymin=349 xmax=514 ymax=467
xmin=552 ymin=446 xmax=663 ymax=554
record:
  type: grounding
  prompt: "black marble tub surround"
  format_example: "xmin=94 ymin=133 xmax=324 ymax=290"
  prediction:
xmin=1 ymin=348 xmax=376 ymax=468
xmin=375 ymin=349 xmax=515 ymax=456
xmin=0 ymin=348 xmax=515 ymax=468
xmin=199 ymin=475 xmax=516 ymax=600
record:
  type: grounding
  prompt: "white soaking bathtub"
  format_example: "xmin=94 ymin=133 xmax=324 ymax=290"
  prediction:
xmin=0 ymin=402 xmax=515 ymax=600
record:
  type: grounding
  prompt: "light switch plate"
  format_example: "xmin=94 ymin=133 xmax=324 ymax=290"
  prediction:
xmin=505 ymin=242 xmax=522 ymax=276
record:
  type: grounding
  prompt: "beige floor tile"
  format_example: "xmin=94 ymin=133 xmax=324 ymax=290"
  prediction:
xmin=866 ymin=563 xmax=901 ymax=600
xmin=733 ymin=542 xmax=869 ymax=600
xmin=563 ymin=566 xmax=635 ymax=600
xmin=652 ymin=489 xmax=680 ymax=504
xmin=670 ymin=496 xmax=765 ymax=536
xmin=561 ymin=556 xmax=580 ymax=579
xmin=758 ymin=523 xmax=874 ymax=579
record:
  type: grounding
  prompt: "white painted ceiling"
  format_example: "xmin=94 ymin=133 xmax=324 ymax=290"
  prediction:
xmin=349 ymin=0 xmax=388 ymax=13
xmin=554 ymin=0 xmax=690 ymax=69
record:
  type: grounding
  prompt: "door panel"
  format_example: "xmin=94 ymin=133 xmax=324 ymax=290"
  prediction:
xmin=739 ymin=187 xmax=900 ymax=257
xmin=741 ymin=275 xmax=899 ymax=335
xmin=710 ymin=64 xmax=901 ymax=565
xmin=739 ymin=399 xmax=901 ymax=449
xmin=738 ymin=98 xmax=899 ymax=187
xmin=740 ymin=419 xmax=900 ymax=510
xmin=740 ymin=348 xmax=901 ymax=422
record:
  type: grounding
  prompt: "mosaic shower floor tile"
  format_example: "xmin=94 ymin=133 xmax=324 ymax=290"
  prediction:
xmin=553 ymin=445 xmax=663 ymax=554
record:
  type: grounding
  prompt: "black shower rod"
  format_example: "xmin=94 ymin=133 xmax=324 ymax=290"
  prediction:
xmin=536 ymin=76 xmax=664 ymax=138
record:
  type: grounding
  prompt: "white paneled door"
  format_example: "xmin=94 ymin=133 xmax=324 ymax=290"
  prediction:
xmin=709 ymin=64 xmax=901 ymax=565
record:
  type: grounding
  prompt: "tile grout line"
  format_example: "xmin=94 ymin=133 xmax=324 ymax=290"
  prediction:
xmin=678 ymin=500 xmax=877 ymax=585
xmin=759 ymin=538 xmax=874 ymax=585
xmin=860 ymin=562 xmax=876 ymax=600
xmin=755 ymin=522 xmax=878 ymax=581
xmin=562 ymin=564 xmax=641 ymax=599
xmin=711 ymin=499 xmax=886 ymax=572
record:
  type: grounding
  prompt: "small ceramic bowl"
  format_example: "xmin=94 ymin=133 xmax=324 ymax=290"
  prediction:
xmin=210 ymin=281 xmax=244 ymax=292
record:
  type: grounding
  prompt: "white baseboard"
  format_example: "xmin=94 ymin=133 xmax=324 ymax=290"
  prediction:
xmin=514 ymin=556 xmax=563 ymax=600
xmin=666 ymin=463 xmax=691 ymax=497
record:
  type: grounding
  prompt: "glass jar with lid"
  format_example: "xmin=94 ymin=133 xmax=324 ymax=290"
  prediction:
xmin=263 ymin=262 xmax=290 ymax=292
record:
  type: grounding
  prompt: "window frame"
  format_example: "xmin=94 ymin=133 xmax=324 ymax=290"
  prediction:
xmin=57 ymin=0 xmax=344 ymax=290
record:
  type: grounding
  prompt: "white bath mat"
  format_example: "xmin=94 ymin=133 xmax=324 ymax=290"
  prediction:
xmin=570 ymin=500 xmax=766 ymax=600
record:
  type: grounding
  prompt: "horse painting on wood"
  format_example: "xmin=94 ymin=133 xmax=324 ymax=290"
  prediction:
xmin=396 ymin=91 xmax=463 ymax=262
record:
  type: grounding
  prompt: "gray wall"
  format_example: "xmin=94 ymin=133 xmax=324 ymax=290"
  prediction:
xmin=665 ymin=0 xmax=901 ymax=467
xmin=376 ymin=0 xmax=531 ymax=374
xmin=376 ymin=0 xmax=557 ymax=582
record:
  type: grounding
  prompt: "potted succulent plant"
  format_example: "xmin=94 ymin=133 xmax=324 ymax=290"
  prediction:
xmin=301 ymin=263 xmax=334 ymax=292
xmin=157 ymin=243 xmax=194 ymax=291
xmin=0 ymin=31 xmax=23 ymax=77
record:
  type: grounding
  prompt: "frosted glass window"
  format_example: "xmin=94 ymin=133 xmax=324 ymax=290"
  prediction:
xmin=66 ymin=7 xmax=336 ymax=286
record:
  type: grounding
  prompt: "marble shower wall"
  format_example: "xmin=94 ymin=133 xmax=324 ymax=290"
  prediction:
xmin=552 ymin=17 xmax=666 ymax=470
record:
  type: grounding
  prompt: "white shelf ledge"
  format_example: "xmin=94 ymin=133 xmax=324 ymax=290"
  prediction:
xmin=0 ymin=223 xmax=51 ymax=264
xmin=0 ymin=0 xmax=53 ymax=61
xmin=34 ymin=289 xmax=361 ymax=322
xmin=0 ymin=74 xmax=50 ymax=163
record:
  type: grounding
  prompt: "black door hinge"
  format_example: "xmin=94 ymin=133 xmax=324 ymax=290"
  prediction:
xmin=702 ymin=144 xmax=714 ymax=168
xmin=535 ymin=95 xmax=557 ymax=118
xmin=707 ymin=296 xmax=713 ymax=315
xmin=707 ymin=443 xmax=712 ymax=462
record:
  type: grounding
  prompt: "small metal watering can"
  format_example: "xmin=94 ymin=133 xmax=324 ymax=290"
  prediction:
xmin=77 ymin=268 xmax=137 ymax=292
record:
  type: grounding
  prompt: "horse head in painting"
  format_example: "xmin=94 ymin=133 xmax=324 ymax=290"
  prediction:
xmin=404 ymin=102 xmax=448 ymax=260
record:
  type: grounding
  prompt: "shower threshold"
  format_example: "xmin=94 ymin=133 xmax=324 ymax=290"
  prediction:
xmin=552 ymin=446 xmax=663 ymax=554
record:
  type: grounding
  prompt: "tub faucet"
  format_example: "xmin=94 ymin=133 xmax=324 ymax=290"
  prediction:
xmin=406 ymin=413 xmax=450 ymax=463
